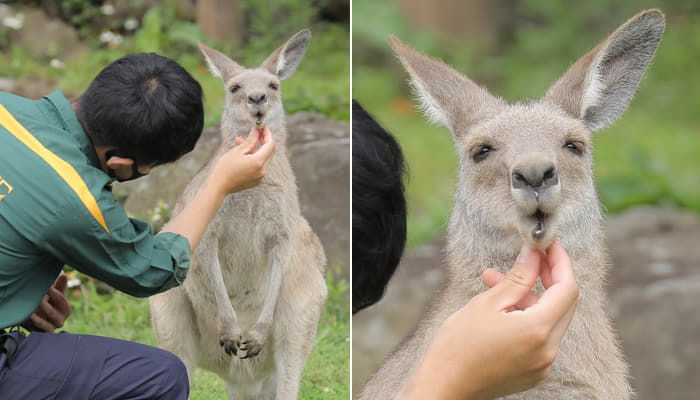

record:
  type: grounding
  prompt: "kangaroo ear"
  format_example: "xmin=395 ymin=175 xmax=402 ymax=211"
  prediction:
xmin=388 ymin=35 xmax=504 ymax=140
xmin=545 ymin=9 xmax=664 ymax=132
xmin=197 ymin=41 xmax=244 ymax=83
xmin=261 ymin=29 xmax=311 ymax=80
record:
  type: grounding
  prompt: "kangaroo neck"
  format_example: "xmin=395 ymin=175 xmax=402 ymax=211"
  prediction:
xmin=220 ymin=118 xmax=287 ymax=149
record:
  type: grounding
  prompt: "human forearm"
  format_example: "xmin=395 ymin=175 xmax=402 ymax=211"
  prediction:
xmin=397 ymin=358 xmax=482 ymax=400
xmin=159 ymin=176 xmax=225 ymax=251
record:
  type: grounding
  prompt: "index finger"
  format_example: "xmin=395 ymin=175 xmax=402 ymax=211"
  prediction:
xmin=258 ymin=125 xmax=273 ymax=146
xmin=47 ymin=287 xmax=72 ymax=316
xmin=528 ymin=240 xmax=579 ymax=320
xmin=53 ymin=273 xmax=68 ymax=293
xmin=546 ymin=239 xmax=577 ymax=287
xmin=254 ymin=131 xmax=276 ymax=165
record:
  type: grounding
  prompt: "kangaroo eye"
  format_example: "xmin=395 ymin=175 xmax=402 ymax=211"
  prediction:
xmin=471 ymin=145 xmax=492 ymax=163
xmin=230 ymin=84 xmax=241 ymax=94
xmin=564 ymin=140 xmax=584 ymax=155
xmin=268 ymin=83 xmax=279 ymax=90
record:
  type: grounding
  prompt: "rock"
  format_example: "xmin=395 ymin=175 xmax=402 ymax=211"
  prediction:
xmin=0 ymin=77 xmax=16 ymax=92
xmin=287 ymin=112 xmax=350 ymax=278
xmin=118 ymin=112 xmax=349 ymax=278
xmin=352 ymin=206 xmax=700 ymax=398
xmin=12 ymin=8 xmax=88 ymax=61
xmin=351 ymin=238 xmax=445 ymax=391
xmin=0 ymin=4 xmax=13 ymax=20
xmin=605 ymin=206 xmax=700 ymax=400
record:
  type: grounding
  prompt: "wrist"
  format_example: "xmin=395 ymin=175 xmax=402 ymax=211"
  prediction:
xmin=397 ymin=343 xmax=485 ymax=400
xmin=204 ymin=167 xmax=231 ymax=202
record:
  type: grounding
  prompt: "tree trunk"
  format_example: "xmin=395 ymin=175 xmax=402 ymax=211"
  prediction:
xmin=197 ymin=0 xmax=243 ymax=44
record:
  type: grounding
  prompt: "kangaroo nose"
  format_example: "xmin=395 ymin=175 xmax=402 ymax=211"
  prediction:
xmin=511 ymin=164 xmax=558 ymax=190
xmin=248 ymin=93 xmax=266 ymax=106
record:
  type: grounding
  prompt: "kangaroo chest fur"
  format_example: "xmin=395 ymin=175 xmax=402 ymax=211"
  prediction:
xmin=194 ymin=142 xmax=298 ymax=313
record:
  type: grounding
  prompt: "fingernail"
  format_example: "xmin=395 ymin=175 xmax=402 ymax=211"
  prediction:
xmin=516 ymin=244 xmax=531 ymax=263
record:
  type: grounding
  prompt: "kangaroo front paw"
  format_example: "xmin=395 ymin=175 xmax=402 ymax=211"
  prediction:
xmin=219 ymin=330 xmax=242 ymax=356
xmin=237 ymin=324 xmax=270 ymax=359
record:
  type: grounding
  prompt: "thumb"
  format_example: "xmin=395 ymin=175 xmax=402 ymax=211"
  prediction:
xmin=54 ymin=273 xmax=68 ymax=293
xmin=487 ymin=244 xmax=541 ymax=311
xmin=238 ymin=127 xmax=261 ymax=152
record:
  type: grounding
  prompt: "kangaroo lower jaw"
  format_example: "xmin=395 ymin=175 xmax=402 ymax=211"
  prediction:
xmin=254 ymin=111 xmax=265 ymax=127
xmin=532 ymin=210 xmax=547 ymax=239
xmin=521 ymin=209 xmax=554 ymax=248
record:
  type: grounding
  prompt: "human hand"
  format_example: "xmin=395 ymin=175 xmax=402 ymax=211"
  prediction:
xmin=397 ymin=239 xmax=579 ymax=400
xmin=22 ymin=274 xmax=72 ymax=332
xmin=210 ymin=125 xmax=275 ymax=196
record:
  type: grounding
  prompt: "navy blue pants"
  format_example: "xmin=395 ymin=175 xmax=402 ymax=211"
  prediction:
xmin=0 ymin=331 xmax=188 ymax=400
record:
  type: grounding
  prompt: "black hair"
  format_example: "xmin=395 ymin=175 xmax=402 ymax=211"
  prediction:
xmin=77 ymin=53 xmax=204 ymax=165
xmin=352 ymin=100 xmax=407 ymax=314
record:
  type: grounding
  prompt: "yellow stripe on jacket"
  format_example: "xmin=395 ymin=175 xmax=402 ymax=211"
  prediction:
xmin=0 ymin=104 xmax=110 ymax=234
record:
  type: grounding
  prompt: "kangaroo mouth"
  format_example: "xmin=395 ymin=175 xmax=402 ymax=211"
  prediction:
xmin=254 ymin=111 xmax=265 ymax=127
xmin=530 ymin=210 xmax=548 ymax=240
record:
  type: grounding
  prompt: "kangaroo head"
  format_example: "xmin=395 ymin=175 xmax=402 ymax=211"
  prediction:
xmin=390 ymin=10 xmax=664 ymax=249
xmin=197 ymin=30 xmax=311 ymax=131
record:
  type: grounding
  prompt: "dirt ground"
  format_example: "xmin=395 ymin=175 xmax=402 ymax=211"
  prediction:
xmin=352 ymin=205 xmax=700 ymax=399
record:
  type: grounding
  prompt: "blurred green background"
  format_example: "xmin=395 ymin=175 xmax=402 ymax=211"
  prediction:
xmin=0 ymin=0 xmax=349 ymax=398
xmin=353 ymin=0 xmax=700 ymax=248
xmin=0 ymin=0 xmax=350 ymax=123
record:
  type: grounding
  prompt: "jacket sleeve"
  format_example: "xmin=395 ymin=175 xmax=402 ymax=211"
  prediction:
xmin=40 ymin=187 xmax=191 ymax=297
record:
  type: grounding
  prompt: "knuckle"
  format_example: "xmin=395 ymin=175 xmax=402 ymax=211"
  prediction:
xmin=505 ymin=270 xmax=530 ymax=288
xmin=252 ymin=159 xmax=265 ymax=170
xmin=539 ymin=346 xmax=558 ymax=368
xmin=570 ymin=281 xmax=580 ymax=299
xmin=528 ymin=325 xmax=550 ymax=348
xmin=534 ymin=365 xmax=553 ymax=382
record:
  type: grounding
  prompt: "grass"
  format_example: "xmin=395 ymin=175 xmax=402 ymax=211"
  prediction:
xmin=61 ymin=272 xmax=349 ymax=399
xmin=353 ymin=2 xmax=700 ymax=248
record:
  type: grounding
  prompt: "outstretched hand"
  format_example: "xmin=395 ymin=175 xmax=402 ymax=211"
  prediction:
xmin=23 ymin=273 xmax=72 ymax=332
xmin=213 ymin=125 xmax=276 ymax=196
xmin=397 ymin=239 xmax=579 ymax=400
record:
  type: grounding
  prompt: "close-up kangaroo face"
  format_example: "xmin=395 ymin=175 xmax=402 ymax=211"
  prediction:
xmin=389 ymin=9 xmax=663 ymax=250
xmin=197 ymin=29 xmax=311 ymax=133
xmin=460 ymin=101 xmax=594 ymax=248
xmin=224 ymin=68 xmax=283 ymax=128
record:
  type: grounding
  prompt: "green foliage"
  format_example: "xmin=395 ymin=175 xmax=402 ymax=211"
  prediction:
xmin=354 ymin=0 xmax=700 ymax=247
xmin=241 ymin=0 xmax=317 ymax=54
xmin=58 ymin=0 xmax=101 ymax=36
xmin=62 ymin=272 xmax=349 ymax=399
xmin=0 ymin=1 xmax=348 ymax=121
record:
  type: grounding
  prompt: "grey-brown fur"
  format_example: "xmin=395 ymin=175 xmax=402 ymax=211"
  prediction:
xmin=149 ymin=30 xmax=327 ymax=400
xmin=358 ymin=10 xmax=664 ymax=399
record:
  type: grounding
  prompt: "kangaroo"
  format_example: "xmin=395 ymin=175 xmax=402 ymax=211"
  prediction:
xmin=358 ymin=10 xmax=664 ymax=399
xmin=149 ymin=30 xmax=328 ymax=400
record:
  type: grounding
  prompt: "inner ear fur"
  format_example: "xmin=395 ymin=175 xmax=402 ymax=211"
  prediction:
xmin=197 ymin=41 xmax=244 ymax=84
xmin=261 ymin=29 xmax=311 ymax=80
xmin=387 ymin=35 xmax=504 ymax=141
xmin=545 ymin=9 xmax=665 ymax=132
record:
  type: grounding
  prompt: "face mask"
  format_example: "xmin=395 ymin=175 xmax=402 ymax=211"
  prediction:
xmin=105 ymin=149 xmax=146 ymax=182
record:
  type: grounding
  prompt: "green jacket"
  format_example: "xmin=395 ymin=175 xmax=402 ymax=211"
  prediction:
xmin=0 ymin=91 xmax=190 ymax=329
